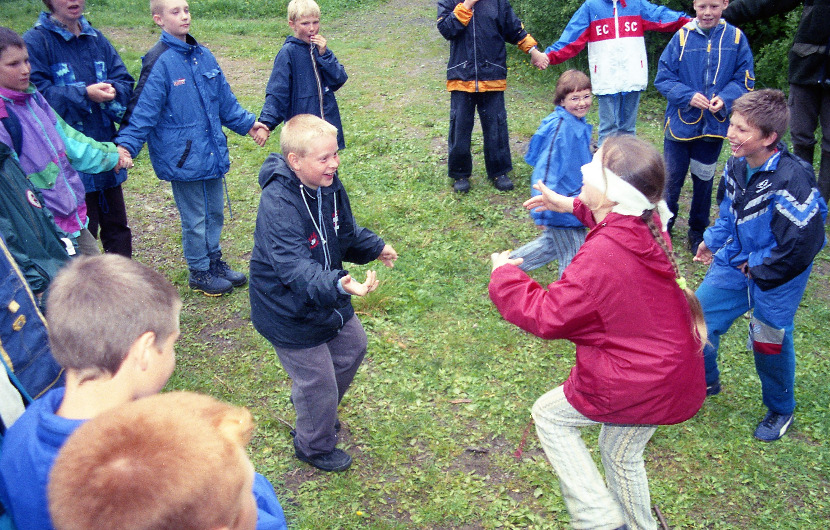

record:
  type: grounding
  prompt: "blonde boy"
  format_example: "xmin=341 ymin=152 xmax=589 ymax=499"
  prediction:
xmin=250 ymin=115 xmax=396 ymax=472
xmin=259 ymin=0 xmax=348 ymax=149
xmin=49 ymin=392 xmax=259 ymax=530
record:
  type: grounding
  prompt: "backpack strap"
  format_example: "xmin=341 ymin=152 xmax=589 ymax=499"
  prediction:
xmin=0 ymin=111 xmax=23 ymax=157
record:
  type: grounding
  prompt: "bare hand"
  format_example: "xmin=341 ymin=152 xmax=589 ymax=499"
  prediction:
xmin=709 ymin=95 xmax=725 ymax=113
xmin=690 ymin=92 xmax=710 ymax=111
xmin=530 ymin=48 xmax=549 ymax=70
xmin=737 ymin=261 xmax=752 ymax=278
xmin=87 ymin=82 xmax=116 ymax=103
xmin=523 ymin=181 xmax=575 ymax=214
xmin=463 ymin=0 xmax=480 ymax=8
xmin=341 ymin=270 xmax=379 ymax=296
xmin=310 ymin=34 xmax=327 ymax=54
xmin=491 ymin=250 xmax=523 ymax=272
xmin=116 ymin=145 xmax=133 ymax=170
xmin=693 ymin=241 xmax=713 ymax=265
xmin=249 ymin=121 xmax=270 ymax=147
xmin=377 ymin=244 xmax=398 ymax=268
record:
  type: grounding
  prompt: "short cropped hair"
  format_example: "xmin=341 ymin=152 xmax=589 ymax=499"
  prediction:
xmin=280 ymin=114 xmax=338 ymax=158
xmin=49 ymin=392 xmax=255 ymax=530
xmin=731 ymin=89 xmax=789 ymax=145
xmin=150 ymin=0 xmax=175 ymax=15
xmin=45 ymin=255 xmax=181 ymax=381
xmin=0 ymin=27 xmax=25 ymax=58
xmin=287 ymin=0 xmax=320 ymax=22
xmin=553 ymin=69 xmax=592 ymax=106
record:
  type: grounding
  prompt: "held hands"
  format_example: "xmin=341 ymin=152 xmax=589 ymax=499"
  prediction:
xmin=530 ymin=48 xmax=549 ymax=70
xmin=87 ymin=82 xmax=116 ymax=103
xmin=341 ymin=270 xmax=379 ymax=297
xmin=523 ymin=181 xmax=575 ymax=214
xmin=692 ymin=241 xmax=713 ymax=265
xmin=249 ymin=121 xmax=270 ymax=147
xmin=310 ymin=34 xmax=327 ymax=54
xmin=491 ymin=250 xmax=523 ymax=272
xmin=377 ymin=244 xmax=398 ymax=268
xmin=115 ymin=145 xmax=133 ymax=170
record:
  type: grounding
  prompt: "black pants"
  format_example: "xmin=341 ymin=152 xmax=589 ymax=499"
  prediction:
xmin=448 ymin=90 xmax=512 ymax=180
xmin=85 ymin=185 xmax=132 ymax=258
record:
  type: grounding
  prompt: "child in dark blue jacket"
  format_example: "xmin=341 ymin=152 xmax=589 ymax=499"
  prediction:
xmin=259 ymin=0 xmax=348 ymax=150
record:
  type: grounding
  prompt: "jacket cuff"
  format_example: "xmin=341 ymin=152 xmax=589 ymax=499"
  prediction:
xmin=454 ymin=3 xmax=473 ymax=25
xmin=518 ymin=35 xmax=539 ymax=53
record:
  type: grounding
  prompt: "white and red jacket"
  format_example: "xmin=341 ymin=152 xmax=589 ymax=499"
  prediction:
xmin=489 ymin=199 xmax=705 ymax=425
xmin=545 ymin=0 xmax=689 ymax=95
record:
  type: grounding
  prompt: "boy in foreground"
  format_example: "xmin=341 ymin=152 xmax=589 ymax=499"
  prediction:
xmin=115 ymin=0 xmax=269 ymax=296
xmin=0 ymin=255 xmax=286 ymax=529
xmin=49 ymin=392 xmax=261 ymax=530
xmin=250 ymin=114 xmax=397 ymax=472
xmin=694 ymin=89 xmax=827 ymax=441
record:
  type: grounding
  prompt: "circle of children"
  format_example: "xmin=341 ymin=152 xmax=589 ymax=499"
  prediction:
xmin=0 ymin=0 xmax=826 ymax=527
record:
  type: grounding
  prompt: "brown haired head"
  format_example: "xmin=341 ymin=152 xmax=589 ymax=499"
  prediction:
xmin=49 ymin=391 xmax=256 ymax=530
xmin=731 ymin=89 xmax=788 ymax=146
xmin=554 ymin=69 xmax=591 ymax=106
xmin=0 ymin=27 xmax=25 ymax=58
xmin=599 ymin=135 xmax=666 ymax=203
xmin=45 ymin=255 xmax=181 ymax=382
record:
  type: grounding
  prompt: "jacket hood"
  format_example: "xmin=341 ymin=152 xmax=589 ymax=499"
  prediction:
xmin=596 ymin=213 xmax=677 ymax=281
xmin=34 ymin=11 xmax=96 ymax=39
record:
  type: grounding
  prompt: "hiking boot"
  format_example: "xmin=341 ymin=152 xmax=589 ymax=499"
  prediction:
xmin=706 ymin=380 xmax=721 ymax=396
xmin=492 ymin=174 xmax=514 ymax=191
xmin=687 ymin=230 xmax=704 ymax=256
xmin=210 ymin=258 xmax=247 ymax=287
xmin=753 ymin=410 xmax=793 ymax=442
xmin=453 ymin=177 xmax=470 ymax=194
xmin=294 ymin=438 xmax=352 ymax=472
xmin=188 ymin=269 xmax=233 ymax=296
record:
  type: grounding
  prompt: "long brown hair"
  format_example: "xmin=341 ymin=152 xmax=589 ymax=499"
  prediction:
xmin=601 ymin=135 xmax=707 ymax=350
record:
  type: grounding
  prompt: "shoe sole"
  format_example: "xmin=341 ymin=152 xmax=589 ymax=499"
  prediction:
xmin=294 ymin=450 xmax=352 ymax=472
xmin=189 ymin=285 xmax=233 ymax=297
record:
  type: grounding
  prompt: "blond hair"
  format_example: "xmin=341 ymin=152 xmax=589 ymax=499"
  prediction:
xmin=280 ymin=114 xmax=338 ymax=158
xmin=49 ymin=392 xmax=255 ymax=530
xmin=287 ymin=0 xmax=320 ymax=22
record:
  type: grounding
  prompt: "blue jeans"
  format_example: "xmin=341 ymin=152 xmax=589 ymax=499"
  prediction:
xmin=696 ymin=265 xmax=812 ymax=415
xmin=596 ymin=91 xmax=641 ymax=146
xmin=663 ymin=138 xmax=723 ymax=235
xmin=170 ymin=178 xmax=225 ymax=272
xmin=510 ymin=226 xmax=587 ymax=277
xmin=448 ymin=91 xmax=513 ymax=180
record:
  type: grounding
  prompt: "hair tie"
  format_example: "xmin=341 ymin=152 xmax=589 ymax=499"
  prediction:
xmin=676 ymin=277 xmax=688 ymax=290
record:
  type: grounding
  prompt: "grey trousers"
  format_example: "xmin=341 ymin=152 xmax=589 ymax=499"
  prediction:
xmin=274 ymin=315 xmax=367 ymax=456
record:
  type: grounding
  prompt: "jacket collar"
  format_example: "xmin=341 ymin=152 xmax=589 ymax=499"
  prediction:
xmin=160 ymin=30 xmax=199 ymax=52
xmin=0 ymin=84 xmax=37 ymax=107
xmin=35 ymin=10 xmax=97 ymax=39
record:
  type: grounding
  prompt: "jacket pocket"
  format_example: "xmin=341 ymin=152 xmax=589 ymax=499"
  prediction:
xmin=176 ymin=140 xmax=192 ymax=168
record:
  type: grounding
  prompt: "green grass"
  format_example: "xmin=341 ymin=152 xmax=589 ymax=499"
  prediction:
xmin=8 ymin=0 xmax=830 ymax=528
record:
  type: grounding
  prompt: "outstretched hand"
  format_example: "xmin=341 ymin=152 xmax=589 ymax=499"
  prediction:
xmin=692 ymin=241 xmax=713 ymax=265
xmin=523 ymin=181 xmax=575 ymax=214
xmin=341 ymin=270 xmax=379 ymax=297
xmin=249 ymin=121 xmax=270 ymax=147
xmin=491 ymin=250 xmax=523 ymax=272
xmin=377 ymin=244 xmax=398 ymax=268
xmin=530 ymin=48 xmax=549 ymax=70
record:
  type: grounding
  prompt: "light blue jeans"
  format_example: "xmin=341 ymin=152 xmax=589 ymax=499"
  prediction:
xmin=510 ymin=226 xmax=587 ymax=278
xmin=597 ymin=91 xmax=642 ymax=146
xmin=170 ymin=178 xmax=225 ymax=272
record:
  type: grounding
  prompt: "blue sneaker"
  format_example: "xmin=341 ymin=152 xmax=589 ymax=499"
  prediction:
xmin=706 ymin=380 xmax=721 ymax=396
xmin=210 ymin=258 xmax=247 ymax=287
xmin=188 ymin=269 xmax=233 ymax=296
xmin=753 ymin=411 xmax=793 ymax=442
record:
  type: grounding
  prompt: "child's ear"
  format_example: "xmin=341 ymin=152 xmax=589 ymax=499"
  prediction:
xmin=761 ymin=131 xmax=779 ymax=150
xmin=152 ymin=13 xmax=163 ymax=27
xmin=131 ymin=331 xmax=158 ymax=371
xmin=286 ymin=152 xmax=300 ymax=171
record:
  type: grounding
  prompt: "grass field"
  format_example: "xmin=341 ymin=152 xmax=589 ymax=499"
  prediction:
xmin=7 ymin=0 xmax=830 ymax=527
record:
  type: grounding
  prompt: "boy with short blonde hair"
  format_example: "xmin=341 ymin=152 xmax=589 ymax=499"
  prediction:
xmin=250 ymin=114 xmax=397 ymax=472
xmin=694 ymin=89 xmax=827 ymax=442
xmin=49 ymin=392 xmax=259 ymax=530
xmin=260 ymin=0 xmax=348 ymax=150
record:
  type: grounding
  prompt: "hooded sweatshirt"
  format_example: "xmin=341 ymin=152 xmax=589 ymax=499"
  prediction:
xmin=249 ymin=153 xmax=385 ymax=348
xmin=490 ymin=199 xmax=705 ymax=425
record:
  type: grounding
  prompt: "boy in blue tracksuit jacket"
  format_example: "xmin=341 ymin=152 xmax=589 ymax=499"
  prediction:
xmin=115 ymin=0 xmax=268 ymax=296
xmin=655 ymin=0 xmax=754 ymax=252
xmin=260 ymin=0 xmax=347 ymax=150
xmin=24 ymin=5 xmax=135 ymax=257
xmin=693 ymin=90 xmax=827 ymax=443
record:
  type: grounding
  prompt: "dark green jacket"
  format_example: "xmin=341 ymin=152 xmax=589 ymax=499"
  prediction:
xmin=724 ymin=0 xmax=830 ymax=85
xmin=0 ymin=142 xmax=70 ymax=294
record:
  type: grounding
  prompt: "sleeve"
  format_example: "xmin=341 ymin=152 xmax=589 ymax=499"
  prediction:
xmin=545 ymin=3 xmax=592 ymax=65
xmin=723 ymin=0 xmax=801 ymax=25
xmin=53 ymin=112 xmax=119 ymax=173
xmin=253 ymin=473 xmax=288 ymax=530
xmin=654 ymin=31 xmax=697 ymax=106
xmin=704 ymin=167 xmax=737 ymax=252
xmin=214 ymin=66 xmax=255 ymax=136
xmin=502 ymin=1 xmax=535 ymax=49
xmin=437 ymin=1 xmax=472 ymax=40
xmin=489 ymin=262 xmax=601 ymax=341
xmin=750 ymin=168 xmax=828 ymax=290
xmin=98 ymin=36 xmax=135 ymax=124
xmin=115 ymin=59 xmax=168 ymax=157
xmin=259 ymin=50 xmax=292 ymax=130
xmin=317 ymin=49 xmax=348 ymax=92
xmin=639 ymin=1 xmax=690 ymax=33
xmin=715 ymin=28 xmax=755 ymax=114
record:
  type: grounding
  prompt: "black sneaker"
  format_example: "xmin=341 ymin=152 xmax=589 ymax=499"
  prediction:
xmin=188 ymin=269 xmax=233 ymax=296
xmin=210 ymin=258 xmax=247 ymax=287
xmin=687 ymin=230 xmax=704 ymax=256
xmin=706 ymin=380 xmax=721 ymax=396
xmin=754 ymin=411 xmax=793 ymax=442
xmin=294 ymin=439 xmax=352 ymax=472
xmin=492 ymin=174 xmax=514 ymax=191
xmin=453 ymin=177 xmax=470 ymax=193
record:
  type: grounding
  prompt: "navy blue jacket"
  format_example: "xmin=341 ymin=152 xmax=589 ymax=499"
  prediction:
xmin=249 ymin=154 xmax=385 ymax=348
xmin=260 ymin=37 xmax=347 ymax=149
xmin=24 ymin=12 xmax=133 ymax=193
xmin=116 ymin=32 xmax=255 ymax=182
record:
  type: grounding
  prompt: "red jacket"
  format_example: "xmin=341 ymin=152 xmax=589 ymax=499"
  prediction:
xmin=489 ymin=200 xmax=705 ymax=425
